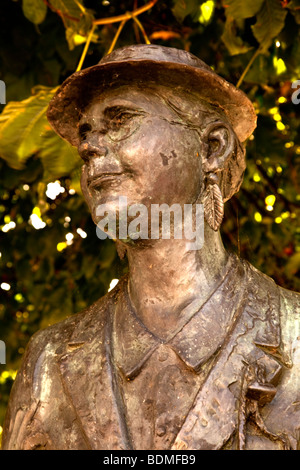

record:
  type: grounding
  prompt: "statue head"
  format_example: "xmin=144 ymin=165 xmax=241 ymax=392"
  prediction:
xmin=47 ymin=45 xmax=257 ymax=234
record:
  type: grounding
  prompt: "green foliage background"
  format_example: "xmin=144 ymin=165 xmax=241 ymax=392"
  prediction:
xmin=0 ymin=0 xmax=300 ymax=440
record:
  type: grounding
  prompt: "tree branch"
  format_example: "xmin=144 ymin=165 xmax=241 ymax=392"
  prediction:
xmin=93 ymin=0 xmax=158 ymax=26
xmin=76 ymin=23 xmax=96 ymax=72
xmin=107 ymin=20 xmax=128 ymax=55
xmin=236 ymin=47 xmax=262 ymax=89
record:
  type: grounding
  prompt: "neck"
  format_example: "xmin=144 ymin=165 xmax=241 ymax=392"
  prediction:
xmin=122 ymin=224 xmax=229 ymax=340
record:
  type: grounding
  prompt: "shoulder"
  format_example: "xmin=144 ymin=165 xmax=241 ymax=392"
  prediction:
xmin=18 ymin=275 xmax=128 ymax=373
xmin=244 ymin=258 xmax=300 ymax=349
xmin=279 ymin=284 xmax=300 ymax=316
xmin=242 ymin=256 xmax=300 ymax=317
xmin=278 ymin=286 xmax=300 ymax=365
xmin=1 ymin=281 xmax=124 ymax=449
xmin=240 ymin=259 xmax=300 ymax=448
xmin=25 ymin=281 xmax=123 ymax=360
xmin=243 ymin=257 xmax=280 ymax=295
xmin=269 ymin=287 xmax=300 ymax=449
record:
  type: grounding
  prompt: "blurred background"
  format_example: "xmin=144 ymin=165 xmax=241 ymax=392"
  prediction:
xmin=0 ymin=0 xmax=300 ymax=443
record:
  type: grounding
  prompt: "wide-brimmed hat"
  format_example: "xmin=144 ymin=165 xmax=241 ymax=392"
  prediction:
xmin=47 ymin=44 xmax=257 ymax=147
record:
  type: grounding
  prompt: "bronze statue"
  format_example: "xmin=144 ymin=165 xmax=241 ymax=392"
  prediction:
xmin=2 ymin=45 xmax=300 ymax=450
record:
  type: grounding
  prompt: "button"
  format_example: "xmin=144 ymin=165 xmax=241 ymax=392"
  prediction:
xmin=156 ymin=425 xmax=166 ymax=437
xmin=158 ymin=349 xmax=169 ymax=362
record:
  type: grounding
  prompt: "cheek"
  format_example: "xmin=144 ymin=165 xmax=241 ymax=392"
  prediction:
xmin=149 ymin=129 xmax=202 ymax=203
xmin=156 ymin=157 xmax=201 ymax=204
xmin=80 ymin=165 xmax=90 ymax=203
xmin=80 ymin=165 xmax=97 ymax=218
xmin=118 ymin=123 xmax=202 ymax=204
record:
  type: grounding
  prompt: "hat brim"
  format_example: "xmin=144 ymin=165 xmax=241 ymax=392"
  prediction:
xmin=47 ymin=59 xmax=257 ymax=147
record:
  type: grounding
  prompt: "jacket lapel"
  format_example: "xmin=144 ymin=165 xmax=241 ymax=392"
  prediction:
xmin=57 ymin=288 xmax=131 ymax=450
xmin=172 ymin=261 xmax=288 ymax=451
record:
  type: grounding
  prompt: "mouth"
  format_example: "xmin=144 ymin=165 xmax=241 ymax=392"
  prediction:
xmin=87 ymin=173 xmax=124 ymax=190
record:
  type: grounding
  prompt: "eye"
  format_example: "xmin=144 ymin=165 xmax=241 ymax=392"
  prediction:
xmin=104 ymin=106 xmax=146 ymax=142
xmin=78 ymin=123 xmax=92 ymax=141
xmin=110 ymin=111 xmax=136 ymax=130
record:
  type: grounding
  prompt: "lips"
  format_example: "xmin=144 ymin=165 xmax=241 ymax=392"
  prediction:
xmin=87 ymin=173 xmax=124 ymax=189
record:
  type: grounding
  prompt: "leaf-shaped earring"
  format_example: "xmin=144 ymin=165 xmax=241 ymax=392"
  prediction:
xmin=203 ymin=173 xmax=224 ymax=231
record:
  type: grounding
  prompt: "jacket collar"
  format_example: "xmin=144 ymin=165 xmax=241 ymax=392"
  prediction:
xmin=112 ymin=253 xmax=247 ymax=379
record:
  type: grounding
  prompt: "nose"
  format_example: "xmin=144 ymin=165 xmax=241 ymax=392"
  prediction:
xmin=78 ymin=134 xmax=108 ymax=162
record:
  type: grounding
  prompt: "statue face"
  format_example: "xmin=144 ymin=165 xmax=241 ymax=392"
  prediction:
xmin=78 ymin=86 xmax=203 ymax=226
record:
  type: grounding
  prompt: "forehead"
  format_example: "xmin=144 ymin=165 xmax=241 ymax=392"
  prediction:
xmin=80 ymin=86 xmax=179 ymax=122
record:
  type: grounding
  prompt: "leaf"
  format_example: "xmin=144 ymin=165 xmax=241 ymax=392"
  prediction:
xmin=251 ymin=0 xmax=288 ymax=53
xmin=287 ymin=1 xmax=300 ymax=25
xmin=66 ymin=26 xmax=81 ymax=51
xmin=77 ymin=10 xmax=94 ymax=36
xmin=285 ymin=39 xmax=300 ymax=74
xmin=49 ymin=0 xmax=94 ymax=50
xmin=49 ymin=0 xmax=85 ymax=22
xmin=223 ymin=0 xmax=265 ymax=19
xmin=65 ymin=15 xmax=96 ymax=50
xmin=0 ymin=87 xmax=81 ymax=180
xmin=40 ymin=131 xmax=81 ymax=181
xmin=22 ymin=0 xmax=47 ymax=25
xmin=172 ymin=0 xmax=200 ymax=22
xmin=285 ymin=253 xmax=300 ymax=276
xmin=222 ymin=16 xmax=253 ymax=55
xmin=287 ymin=0 xmax=300 ymax=8
xmin=243 ymin=53 xmax=276 ymax=84
xmin=0 ymin=87 xmax=57 ymax=167
xmin=292 ymin=11 xmax=300 ymax=24
xmin=66 ymin=27 xmax=86 ymax=50
xmin=69 ymin=166 xmax=83 ymax=195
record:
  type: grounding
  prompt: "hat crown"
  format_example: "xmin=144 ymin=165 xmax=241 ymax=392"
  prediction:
xmin=99 ymin=44 xmax=212 ymax=72
xmin=47 ymin=44 xmax=257 ymax=146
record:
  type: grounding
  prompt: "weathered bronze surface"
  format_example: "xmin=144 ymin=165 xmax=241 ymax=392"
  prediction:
xmin=2 ymin=45 xmax=300 ymax=450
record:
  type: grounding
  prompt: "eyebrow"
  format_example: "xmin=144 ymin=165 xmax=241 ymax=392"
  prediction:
xmin=103 ymin=104 xmax=144 ymax=119
xmin=78 ymin=104 xmax=147 ymax=139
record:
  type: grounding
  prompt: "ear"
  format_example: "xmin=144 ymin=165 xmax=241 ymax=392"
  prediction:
xmin=201 ymin=121 xmax=235 ymax=174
